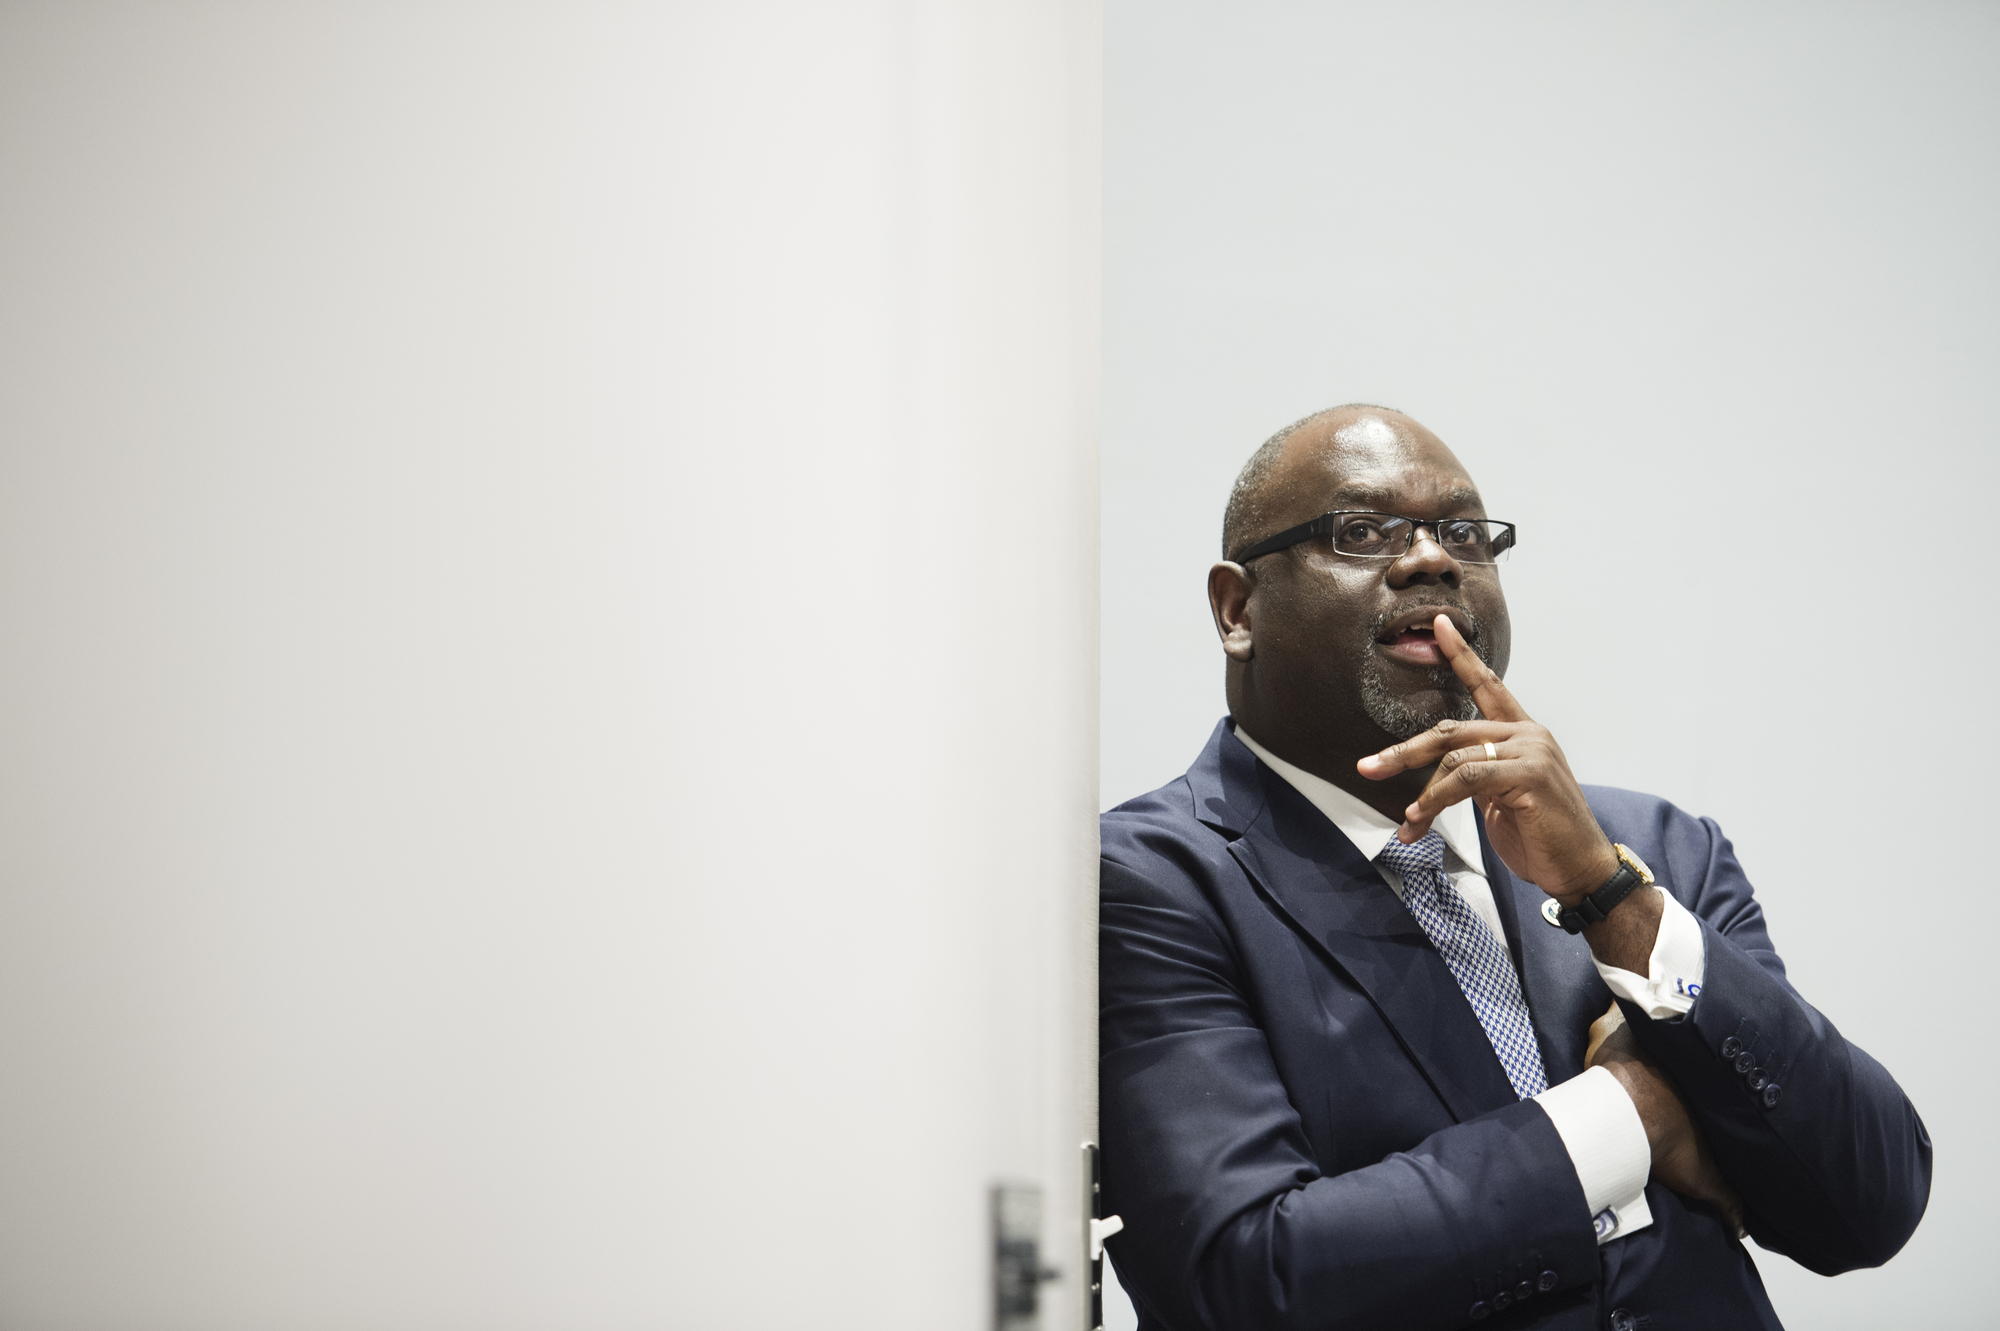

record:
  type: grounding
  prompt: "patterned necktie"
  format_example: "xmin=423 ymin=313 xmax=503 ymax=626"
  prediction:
xmin=1378 ymin=831 xmax=1549 ymax=1099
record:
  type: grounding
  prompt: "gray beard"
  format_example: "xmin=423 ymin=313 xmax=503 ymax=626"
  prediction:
xmin=1358 ymin=660 xmax=1480 ymax=740
xmin=1354 ymin=605 xmax=1489 ymax=741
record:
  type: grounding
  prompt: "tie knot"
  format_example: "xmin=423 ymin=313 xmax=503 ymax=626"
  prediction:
xmin=1378 ymin=829 xmax=1447 ymax=878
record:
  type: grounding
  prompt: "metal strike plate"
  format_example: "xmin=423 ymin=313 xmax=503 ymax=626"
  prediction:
xmin=1081 ymin=1143 xmax=1123 ymax=1331
xmin=1084 ymin=1144 xmax=1104 ymax=1331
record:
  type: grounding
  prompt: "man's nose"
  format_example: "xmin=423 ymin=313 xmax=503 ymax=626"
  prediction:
xmin=1386 ymin=528 xmax=1461 ymax=588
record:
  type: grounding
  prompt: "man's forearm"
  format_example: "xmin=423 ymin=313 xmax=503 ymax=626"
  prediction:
xmin=1575 ymin=879 xmax=1664 ymax=975
xmin=1187 ymin=1100 xmax=1603 ymax=1331
xmin=1620 ymin=923 xmax=1931 ymax=1271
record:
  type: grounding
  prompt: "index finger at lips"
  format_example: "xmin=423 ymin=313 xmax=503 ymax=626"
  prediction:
xmin=1433 ymin=614 xmax=1529 ymax=723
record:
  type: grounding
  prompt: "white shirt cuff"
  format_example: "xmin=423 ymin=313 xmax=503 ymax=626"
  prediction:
xmin=1534 ymin=1065 xmax=1653 ymax=1244
xmin=1594 ymin=889 xmax=1707 ymax=1020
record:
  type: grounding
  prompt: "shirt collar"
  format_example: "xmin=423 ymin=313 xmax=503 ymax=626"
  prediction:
xmin=1234 ymin=724 xmax=1484 ymax=872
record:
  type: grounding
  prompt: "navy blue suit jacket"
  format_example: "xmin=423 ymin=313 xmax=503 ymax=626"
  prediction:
xmin=1100 ymin=719 xmax=1930 ymax=1331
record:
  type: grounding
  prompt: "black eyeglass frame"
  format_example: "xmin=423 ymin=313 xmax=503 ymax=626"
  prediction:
xmin=1232 ymin=510 xmax=1518 ymax=566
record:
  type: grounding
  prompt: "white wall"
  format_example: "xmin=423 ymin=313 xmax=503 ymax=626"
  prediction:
xmin=0 ymin=3 xmax=1099 ymax=1328
xmin=1102 ymin=3 xmax=1995 ymax=1328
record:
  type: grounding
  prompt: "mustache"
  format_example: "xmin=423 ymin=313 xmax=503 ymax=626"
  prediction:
xmin=1368 ymin=601 xmax=1492 ymax=661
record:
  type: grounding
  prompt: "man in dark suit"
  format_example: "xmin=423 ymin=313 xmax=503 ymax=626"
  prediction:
xmin=1098 ymin=405 xmax=1930 ymax=1330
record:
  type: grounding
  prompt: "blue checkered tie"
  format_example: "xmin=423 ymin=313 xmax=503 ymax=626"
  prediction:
xmin=1378 ymin=831 xmax=1549 ymax=1099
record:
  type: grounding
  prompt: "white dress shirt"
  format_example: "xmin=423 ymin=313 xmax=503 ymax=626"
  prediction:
xmin=1234 ymin=726 xmax=1709 ymax=1243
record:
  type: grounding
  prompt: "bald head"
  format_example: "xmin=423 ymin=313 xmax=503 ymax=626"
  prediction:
xmin=1205 ymin=402 xmax=1511 ymax=812
xmin=1222 ymin=405 xmax=1469 ymax=562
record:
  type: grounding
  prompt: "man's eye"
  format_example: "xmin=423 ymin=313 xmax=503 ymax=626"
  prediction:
xmin=1440 ymin=521 xmax=1476 ymax=545
xmin=1339 ymin=521 xmax=1385 ymax=543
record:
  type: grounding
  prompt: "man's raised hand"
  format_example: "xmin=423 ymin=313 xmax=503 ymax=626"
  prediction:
xmin=1356 ymin=613 xmax=1619 ymax=902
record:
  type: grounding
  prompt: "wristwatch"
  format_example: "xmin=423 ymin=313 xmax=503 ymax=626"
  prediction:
xmin=1540 ymin=844 xmax=1654 ymax=934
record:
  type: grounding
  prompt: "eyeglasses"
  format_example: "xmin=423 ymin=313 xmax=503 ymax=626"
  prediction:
xmin=1234 ymin=511 xmax=1517 ymax=565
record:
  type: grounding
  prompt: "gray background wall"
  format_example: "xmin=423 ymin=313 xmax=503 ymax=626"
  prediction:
xmin=1100 ymin=3 xmax=1996 ymax=1327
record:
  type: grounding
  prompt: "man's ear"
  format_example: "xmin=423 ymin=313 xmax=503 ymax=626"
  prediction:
xmin=1208 ymin=562 xmax=1255 ymax=662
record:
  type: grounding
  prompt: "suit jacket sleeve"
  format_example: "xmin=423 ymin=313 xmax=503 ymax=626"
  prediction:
xmin=1101 ymin=838 xmax=1602 ymax=1331
xmin=1600 ymin=791 xmax=1933 ymax=1274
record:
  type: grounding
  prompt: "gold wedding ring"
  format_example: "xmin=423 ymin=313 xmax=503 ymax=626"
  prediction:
xmin=1483 ymin=742 xmax=1499 ymax=761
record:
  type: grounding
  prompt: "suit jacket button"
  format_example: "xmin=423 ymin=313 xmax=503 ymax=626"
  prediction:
xmin=1538 ymin=1269 xmax=1559 ymax=1292
xmin=1610 ymin=1310 xmax=1638 ymax=1331
xmin=1516 ymin=1279 xmax=1535 ymax=1301
xmin=1733 ymin=1050 xmax=1755 ymax=1074
xmin=1469 ymin=1300 xmax=1491 ymax=1320
xmin=1746 ymin=1067 xmax=1767 ymax=1091
xmin=1493 ymin=1289 xmax=1513 ymax=1310
xmin=1763 ymin=1082 xmax=1782 ymax=1108
xmin=1721 ymin=1036 xmax=1743 ymax=1059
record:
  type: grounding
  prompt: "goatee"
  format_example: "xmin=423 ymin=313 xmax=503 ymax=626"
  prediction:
xmin=1356 ymin=605 xmax=1490 ymax=741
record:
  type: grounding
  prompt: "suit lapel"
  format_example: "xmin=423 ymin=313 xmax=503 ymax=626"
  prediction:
xmin=1478 ymin=824 xmax=1611 ymax=1086
xmin=1216 ymin=747 xmax=1520 ymax=1123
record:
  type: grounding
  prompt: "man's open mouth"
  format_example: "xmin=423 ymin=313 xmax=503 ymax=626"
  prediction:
xmin=1375 ymin=606 xmax=1472 ymax=668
